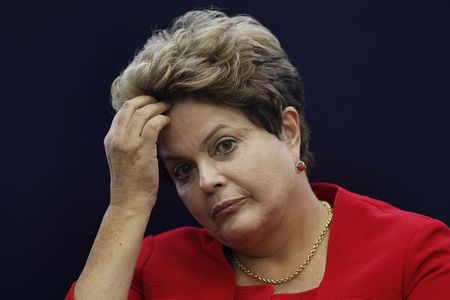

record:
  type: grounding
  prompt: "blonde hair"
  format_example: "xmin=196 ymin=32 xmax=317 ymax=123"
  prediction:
xmin=111 ymin=9 xmax=313 ymax=167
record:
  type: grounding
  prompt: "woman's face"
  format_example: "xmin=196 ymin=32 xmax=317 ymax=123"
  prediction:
xmin=158 ymin=98 xmax=301 ymax=247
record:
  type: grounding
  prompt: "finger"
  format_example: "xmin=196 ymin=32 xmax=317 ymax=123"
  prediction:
xmin=110 ymin=95 xmax=157 ymax=135
xmin=127 ymin=102 xmax=171 ymax=137
xmin=141 ymin=114 xmax=171 ymax=143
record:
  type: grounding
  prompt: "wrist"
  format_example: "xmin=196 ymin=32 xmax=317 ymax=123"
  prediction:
xmin=106 ymin=201 xmax=154 ymax=218
xmin=109 ymin=190 xmax=157 ymax=211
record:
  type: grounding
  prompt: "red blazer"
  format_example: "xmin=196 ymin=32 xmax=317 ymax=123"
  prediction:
xmin=66 ymin=183 xmax=450 ymax=299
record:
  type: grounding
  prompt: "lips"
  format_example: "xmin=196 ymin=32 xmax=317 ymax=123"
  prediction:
xmin=211 ymin=197 xmax=246 ymax=219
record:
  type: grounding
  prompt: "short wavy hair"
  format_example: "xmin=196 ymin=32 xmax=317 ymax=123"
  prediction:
xmin=111 ymin=9 xmax=313 ymax=168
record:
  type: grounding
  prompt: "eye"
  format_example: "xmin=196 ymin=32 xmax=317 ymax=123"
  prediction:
xmin=214 ymin=138 xmax=237 ymax=155
xmin=173 ymin=163 xmax=194 ymax=180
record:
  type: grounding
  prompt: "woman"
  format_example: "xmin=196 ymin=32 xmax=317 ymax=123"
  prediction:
xmin=66 ymin=10 xmax=450 ymax=299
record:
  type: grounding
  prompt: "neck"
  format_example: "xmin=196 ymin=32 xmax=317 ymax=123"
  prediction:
xmin=230 ymin=180 xmax=330 ymax=282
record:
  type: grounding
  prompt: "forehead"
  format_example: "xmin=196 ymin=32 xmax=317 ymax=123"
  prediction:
xmin=168 ymin=98 xmax=244 ymax=119
xmin=157 ymin=98 xmax=251 ymax=154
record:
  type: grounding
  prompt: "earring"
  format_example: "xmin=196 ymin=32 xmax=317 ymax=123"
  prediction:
xmin=295 ymin=160 xmax=306 ymax=173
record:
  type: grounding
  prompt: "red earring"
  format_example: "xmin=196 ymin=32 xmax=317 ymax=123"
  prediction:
xmin=296 ymin=160 xmax=306 ymax=173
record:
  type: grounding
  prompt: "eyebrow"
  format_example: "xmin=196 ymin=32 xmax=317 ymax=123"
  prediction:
xmin=201 ymin=124 xmax=228 ymax=146
xmin=161 ymin=124 xmax=228 ymax=162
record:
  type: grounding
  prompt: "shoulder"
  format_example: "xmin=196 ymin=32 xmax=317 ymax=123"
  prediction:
xmin=340 ymin=186 xmax=450 ymax=253
xmin=139 ymin=226 xmax=214 ymax=254
xmin=335 ymin=187 xmax=450 ymax=298
xmin=134 ymin=226 xmax=213 ymax=271
xmin=139 ymin=226 xmax=224 ymax=267
xmin=143 ymin=226 xmax=216 ymax=252
xmin=134 ymin=227 xmax=235 ymax=297
xmin=130 ymin=227 xmax=235 ymax=297
xmin=141 ymin=225 xmax=211 ymax=243
xmin=314 ymin=183 xmax=450 ymax=298
xmin=339 ymin=184 xmax=447 ymax=231
xmin=313 ymin=182 xmax=448 ymax=234
xmin=314 ymin=182 xmax=449 ymax=269
xmin=152 ymin=226 xmax=212 ymax=243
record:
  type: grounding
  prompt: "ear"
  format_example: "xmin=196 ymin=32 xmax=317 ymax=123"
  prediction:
xmin=280 ymin=106 xmax=301 ymax=158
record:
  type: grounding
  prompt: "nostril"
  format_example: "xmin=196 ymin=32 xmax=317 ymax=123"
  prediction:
xmin=213 ymin=182 xmax=224 ymax=189
xmin=198 ymin=170 xmax=226 ymax=192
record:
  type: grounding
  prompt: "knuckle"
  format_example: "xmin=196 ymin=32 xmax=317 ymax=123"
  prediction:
xmin=111 ymin=138 xmax=130 ymax=152
xmin=103 ymin=135 xmax=111 ymax=146
xmin=110 ymin=137 xmax=143 ymax=154
xmin=121 ymin=100 xmax=135 ymax=110
xmin=134 ymin=107 xmax=147 ymax=117
xmin=145 ymin=121 xmax=158 ymax=132
xmin=136 ymin=95 xmax=156 ymax=103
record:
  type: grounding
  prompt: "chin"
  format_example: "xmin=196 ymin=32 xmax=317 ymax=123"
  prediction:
xmin=210 ymin=212 xmax=265 ymax=249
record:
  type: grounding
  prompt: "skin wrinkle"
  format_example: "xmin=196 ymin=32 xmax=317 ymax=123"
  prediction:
xmin=160 ymin=100 xmax=324 ymax=244
xmin=156 ymin=97 xmax=328 ymax=294
xmin=109 ymin=10 xmax=313 ymax=171
xmin=74 ymin=11 xmax=334 ymax=298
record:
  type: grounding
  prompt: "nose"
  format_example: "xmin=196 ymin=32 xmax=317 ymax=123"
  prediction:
xmin=198 ymin=160 xmax=226 ymax=193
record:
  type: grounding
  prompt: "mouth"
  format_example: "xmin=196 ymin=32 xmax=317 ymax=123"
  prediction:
xmin=211 ymin=197 xmax=247 ymax=219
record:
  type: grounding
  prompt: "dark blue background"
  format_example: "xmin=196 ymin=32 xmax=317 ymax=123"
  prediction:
xmin=2 ymin=1 xmax=449 ymax=299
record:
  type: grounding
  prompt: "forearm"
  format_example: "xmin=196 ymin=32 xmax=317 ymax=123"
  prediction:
xmin=73 ymin=96 xmax=169 ymax=299
xmin=74 ymin=204 xmax=152 ymax=300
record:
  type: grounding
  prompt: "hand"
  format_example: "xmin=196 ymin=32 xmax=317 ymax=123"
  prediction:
xmin=103 ymin=95 xmax=170 ymax=210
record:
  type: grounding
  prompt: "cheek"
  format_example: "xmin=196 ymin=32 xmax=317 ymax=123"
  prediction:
xmin=226 ymin=154 xmax=273 ymax=196
xmin=237 ymin=141 xmax=293 ymax=193
xmin=176 ymin=184 xmax=192 ymax=205
xmin=177 ymin=183 xmax=205 ymax=214
xmin=239 ymin=138 xmax=289 ymax=173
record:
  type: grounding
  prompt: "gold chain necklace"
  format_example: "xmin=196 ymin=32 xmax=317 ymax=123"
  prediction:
xmin=232 ymin=201 xmax=333 ymax=285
